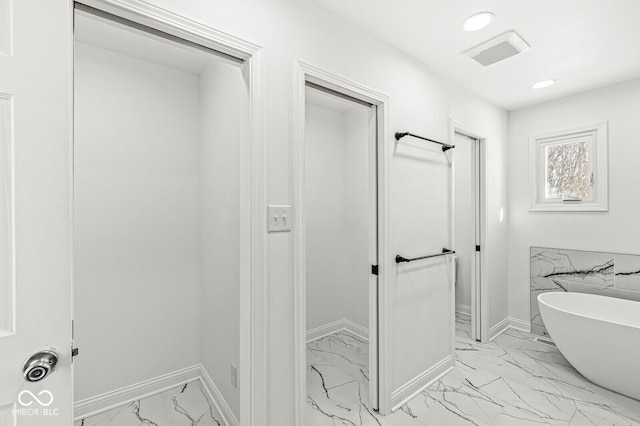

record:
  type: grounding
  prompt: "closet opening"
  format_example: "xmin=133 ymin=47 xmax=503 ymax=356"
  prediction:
xmin=72 ymin=5 xmax=249 ymax=424
xmin=302 ymin=81 xmax=380 ymax=418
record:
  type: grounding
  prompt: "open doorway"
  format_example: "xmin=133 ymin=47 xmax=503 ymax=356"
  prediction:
xmin=453 ymin=130 xmax=484 ymax=342
xmin=72 ymin=5 xmax=253 ymax=425
xmin=293 ymin=62 xmax=391 ymax=421
xmin=303 ymin=82 xmax=378 ymax=419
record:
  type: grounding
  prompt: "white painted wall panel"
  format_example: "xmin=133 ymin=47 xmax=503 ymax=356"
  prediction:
xmin=73 ymin=42 xmax=202 ymax=400
xmin=343 ymin=108 xmax=370 ymax=330
xmin=305 ymin=102 xmax=370 ymax=333
xmin=305 ymin=105 xmax=348 ymax=331
xmin=200 ymin=59 xmax=243 ymax=419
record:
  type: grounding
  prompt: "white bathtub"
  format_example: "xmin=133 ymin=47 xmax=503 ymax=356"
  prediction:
xmin=538 ymin=292 xmax=640 ymax=401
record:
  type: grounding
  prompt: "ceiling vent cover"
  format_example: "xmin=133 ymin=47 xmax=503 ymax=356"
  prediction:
xmin=463 ymin=30 xmax=530 ymax=66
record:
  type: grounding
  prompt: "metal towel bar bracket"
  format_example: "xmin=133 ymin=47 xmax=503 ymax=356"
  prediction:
xmin=396 ymin=248 xmax=455 ymax=263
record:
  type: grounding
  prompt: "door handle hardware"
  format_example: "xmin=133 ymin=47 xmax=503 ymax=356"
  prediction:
xmin=23 ymin=351 xmax=58 ymax=382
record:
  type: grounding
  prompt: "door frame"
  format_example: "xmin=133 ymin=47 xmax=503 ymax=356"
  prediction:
xmin=449 ymin=120 xmax=488 ymax=343
xmin=293 ymin=61 xmax=391 ymax=421
xmin=70 ymin=1 xmax=267 ymax=424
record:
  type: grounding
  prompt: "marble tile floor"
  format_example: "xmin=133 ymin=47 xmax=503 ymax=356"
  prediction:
xmin=306 ymin=313 xmax=640 ymax=425
xmin=75 ymin=380 xmax=225 ymax=425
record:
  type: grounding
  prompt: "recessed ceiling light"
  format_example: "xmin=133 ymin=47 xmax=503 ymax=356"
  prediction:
xmin=462 ymin=12 xmax=495 ymax=32
xmin=532 ymin=79 xmax=556 ymax=89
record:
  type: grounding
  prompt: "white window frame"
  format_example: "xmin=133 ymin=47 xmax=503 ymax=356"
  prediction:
xmin=529 ymin=121 xmax=608 ymax=212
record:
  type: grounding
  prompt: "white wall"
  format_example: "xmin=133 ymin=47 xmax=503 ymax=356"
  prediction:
xmin=508 ymin=79 xmax=640 ymax=324
xmin=343 ymin=108 xmax=371 ymax=330
xmin=305 ymin=105 xmax=347 ymax=330
xmin=76 ymin=1 xmax=510 ymax=422
xmin=74 ymin=42 xmax=202 ymax=400
xmin=200 ymin=58 xmax=245 ymax=419
xmin=305 ymin=103 xmax=369 ymax=332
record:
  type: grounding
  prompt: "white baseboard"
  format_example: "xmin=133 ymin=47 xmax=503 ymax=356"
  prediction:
xmin=74 ymin=364 xmax=237 ymax=426
xmin=455 ymin=303 xmax=471 ymax=316
xmin=489 ymin=317 xmax=509 ymax=341
xmin=199 ymin=365 xmax=239 ymax=426
xmin=489 ymin=317 xmax=532 ymax=341
xmin=74 ymin=365 xmax=202 ymax=420
xmin=507 ymin=317 xmax=531 ymax=333
xmin=489 ymin=317 xmax=511 ymax=341
xmin=307 ymin=319 xmax=369 ymax=343
xmin=390 ymin=355 xmax=454 ymax=412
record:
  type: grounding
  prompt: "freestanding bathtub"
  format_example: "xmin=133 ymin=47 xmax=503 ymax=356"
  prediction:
xmin=538 ymin=292 xmax=640 ymax=401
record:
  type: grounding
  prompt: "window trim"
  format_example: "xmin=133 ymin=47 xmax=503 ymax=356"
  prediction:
xmin=529 ymin=121 xmax=608 ymax=212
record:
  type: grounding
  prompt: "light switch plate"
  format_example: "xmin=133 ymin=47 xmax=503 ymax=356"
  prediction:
xmin=267 ymin=205 xmax=292 ymax=232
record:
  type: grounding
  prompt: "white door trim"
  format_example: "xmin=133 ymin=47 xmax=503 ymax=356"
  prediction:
xmin=293 ymin=60 xmax=391 ymax=422
xmin=450 ymin=120 xmax=489 ymax=343
xmin=71 ymin=1 xmax=267 ymax=423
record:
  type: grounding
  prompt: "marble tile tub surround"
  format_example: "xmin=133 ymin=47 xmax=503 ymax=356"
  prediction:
xmin=531 ymin=247 xmax=640 ymax=336
xmin=307 ymin=314 xmax=640 ymax=425
xmin=75 ymin=380 xmax=225 ymax=426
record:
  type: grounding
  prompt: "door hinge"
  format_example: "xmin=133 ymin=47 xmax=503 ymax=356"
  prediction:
xmin=476 ymin=245 xmax=481 ymax=252
xmin=371 ymin=265 xmax=379 ymax=275
xmin=71 ymin=320 xmax=78 ymax=362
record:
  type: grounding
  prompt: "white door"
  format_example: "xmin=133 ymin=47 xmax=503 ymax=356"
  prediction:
xmin=0 ymin=1 xmax=73 ymax=425
xmin=453 ymin=132 xmax=481 ymax=341
xmin=379 ymin=133 xmax=456 ymax=414
xmin=472 ymin=136 xmax=483 ymax=341
xmin=367 ymin=104 xmax=379 ymax=409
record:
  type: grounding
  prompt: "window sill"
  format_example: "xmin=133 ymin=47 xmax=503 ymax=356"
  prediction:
xmin=529 ymin=201 xmax=608 ymax=212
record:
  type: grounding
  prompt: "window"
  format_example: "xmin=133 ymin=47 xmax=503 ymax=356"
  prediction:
xmin=529 ymin=122 xmax=608 ymax=211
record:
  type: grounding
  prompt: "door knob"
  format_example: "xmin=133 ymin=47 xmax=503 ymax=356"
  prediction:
xmin=23 ymin=351 xmax=58 ymax=382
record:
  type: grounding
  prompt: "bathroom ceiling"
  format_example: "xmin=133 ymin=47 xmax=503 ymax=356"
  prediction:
xmin=306 ymin=0 xmax=640 ymax=110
